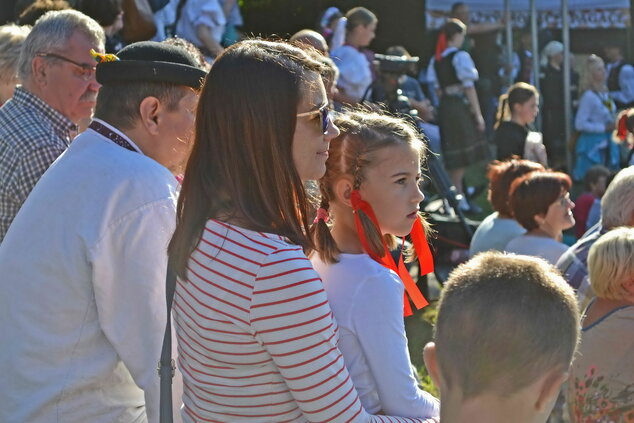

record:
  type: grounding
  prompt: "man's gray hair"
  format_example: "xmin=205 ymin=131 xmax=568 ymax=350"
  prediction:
xmin=18 ymin=9 xmax=104 ymax=81
xmin=601 ymin=166 xmax=634 ymax=228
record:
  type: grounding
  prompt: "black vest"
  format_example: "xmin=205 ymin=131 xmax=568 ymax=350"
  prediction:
xmin=434 ymin=51 xmax=460 ymax=90
xmin=608 ymin=61 xmax=634 ymax=108
xmin=607 ymin=62 xmax=627 ymax=92
xmin=515 ymin=49 xmax=533 ymax=84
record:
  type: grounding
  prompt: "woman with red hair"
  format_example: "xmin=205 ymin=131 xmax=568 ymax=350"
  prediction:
xmin=505 ymin=171 xmax=575 ymax=265
xmin=469 ymin=158 xmax=544 ymax=257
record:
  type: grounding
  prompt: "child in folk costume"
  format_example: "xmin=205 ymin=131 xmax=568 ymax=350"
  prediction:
xmin=310 ymin=110 xmax=439 ymax=419
xmin=330 ymin=7 xmax=377 ymax=105
xmin=428 ymin=18 xmax=489 ymax=212
xmin=574 ymin=54 xmax=619 ymax=180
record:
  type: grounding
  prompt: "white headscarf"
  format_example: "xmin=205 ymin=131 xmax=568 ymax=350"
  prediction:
xmin=541 ymin=41 xmax=564 ymax=67
xmin=330 ymin=17 xmax=347 ymax=51
xmin=320 ymin=7 xmax=341 ymax=30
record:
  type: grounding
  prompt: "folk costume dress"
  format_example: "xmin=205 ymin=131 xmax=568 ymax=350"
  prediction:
xmin=573 ymin=90 xmax=619 ymax=181
xmin=331 ymin=44 xmax=374 ymax=103
xmin=429 ymin=46 xmax=488 ymax=169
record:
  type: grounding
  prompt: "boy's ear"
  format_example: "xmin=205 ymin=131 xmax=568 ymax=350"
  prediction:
xmin=534 ymin=367 xmax=569 ymax=413
xmin=333 ymin=177 xmax=354 ymax=207
xmin=423 ymin=342 xmax=443 ymax=392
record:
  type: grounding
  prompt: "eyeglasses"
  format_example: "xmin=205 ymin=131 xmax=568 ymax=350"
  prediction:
xmin=37 ymin=52 xmax=97 ymax=81
xmin=296 ymin=104 xmax=332 ymax=134
xmin=558 ymin=193 xmax=572 ymax=207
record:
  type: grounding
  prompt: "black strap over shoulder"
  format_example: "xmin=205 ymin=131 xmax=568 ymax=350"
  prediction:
xmin=159 ymin=265 xmax=177 ymax=423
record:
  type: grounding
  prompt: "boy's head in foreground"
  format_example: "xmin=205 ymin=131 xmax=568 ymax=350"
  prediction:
xmin=424 ymin=252 xmax=580 ymax=423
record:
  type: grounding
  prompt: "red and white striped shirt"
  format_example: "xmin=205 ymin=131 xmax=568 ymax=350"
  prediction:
xmin=174 ymin=219 xmax=433 ymax=423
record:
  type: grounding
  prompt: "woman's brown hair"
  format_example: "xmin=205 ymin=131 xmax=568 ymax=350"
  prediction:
xmin=443 ymin=18 xmax=466 ymax=42
xmin=310 ymin=110 xmax=427 ymax=264
xmin=345 ymin=7 xmax=377 ymax=33
xmin=435 ymin=18 xmax=466 ymax=60
xmin=509 ymin=171 xmax=572 ymax=231
xmin=494 ymin=82 xmax=539 ymax=129
xmin=169 ymin=40 xmax=326 ymax=277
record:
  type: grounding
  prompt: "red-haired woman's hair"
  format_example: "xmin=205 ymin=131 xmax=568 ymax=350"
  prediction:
xmin=509 ymin=171 xmax=572 ymax=231
xmin=487 ymin=157 xmax=544 ymax=217
xmin=310 ymin=110 xmax=427 ymax=264
xmin=169 ymin=40 xmax=326 ymax=277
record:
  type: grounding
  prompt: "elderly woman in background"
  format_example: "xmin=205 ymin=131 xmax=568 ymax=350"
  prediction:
xmin=567 ymin=226 xmax=634 ymax=423
xmin=505 ymin=170 xmax=575 ymax=265
xmin=469 ymin=158 xmax=544 ymax=257
xmin=573 ymin=54 xmax=620 ymax=180
xmin=540 ymin=40 xmax=578 ymax=168
xmin=0 ymin=24 xmax=30 ymax=106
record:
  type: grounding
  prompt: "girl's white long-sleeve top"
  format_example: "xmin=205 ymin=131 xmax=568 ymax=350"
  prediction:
xmin=312 ymin=253 xmax=440 ymax=419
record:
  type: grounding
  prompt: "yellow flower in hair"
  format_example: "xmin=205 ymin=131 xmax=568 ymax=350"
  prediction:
xmin=90 ymin=49 xmax=119 ymax=64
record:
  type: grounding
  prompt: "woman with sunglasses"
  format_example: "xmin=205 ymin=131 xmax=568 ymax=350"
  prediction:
xmin=505 ymin=171 xmax=575 ymax=265
xmin=168 ymin=39 xmax=437 ymax=423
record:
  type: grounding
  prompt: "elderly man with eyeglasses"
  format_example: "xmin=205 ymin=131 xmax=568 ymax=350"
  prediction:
xmin=0 ymin=9 xmax=104 ymax=242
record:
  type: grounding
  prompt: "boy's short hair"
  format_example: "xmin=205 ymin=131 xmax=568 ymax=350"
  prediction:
xmin=588 ymin=227 xmax=634 ymax=300
xmin=584 ymin=165 xmax=610 ymax=191
xmin=434 ymin=252 xmax=580 ymax=399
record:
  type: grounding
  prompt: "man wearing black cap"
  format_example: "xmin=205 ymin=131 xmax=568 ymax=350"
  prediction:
xmin=0 ymin=41 xmax=206 ymax=423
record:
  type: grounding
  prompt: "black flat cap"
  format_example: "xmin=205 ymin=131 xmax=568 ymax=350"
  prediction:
xmin=96 ymin=41 xmax=206 ymax=89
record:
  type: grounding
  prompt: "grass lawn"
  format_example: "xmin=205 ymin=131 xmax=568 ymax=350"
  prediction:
xmin=404 ymin=300 xmax=439 ymax=397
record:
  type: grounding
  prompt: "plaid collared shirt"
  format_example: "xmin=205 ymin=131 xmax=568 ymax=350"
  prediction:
xmin=0 ymin=86 xmax=76 ymax=242
xmin=556 ymin=225 xmax=606 ymax=311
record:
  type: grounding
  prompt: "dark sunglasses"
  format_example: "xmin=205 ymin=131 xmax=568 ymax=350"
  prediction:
xmin=37 ymin=52 xmax=96 ymax=81
xmin=296 ymin=104 xmax=332 ymax=134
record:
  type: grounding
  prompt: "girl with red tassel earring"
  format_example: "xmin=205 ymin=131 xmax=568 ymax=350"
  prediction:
xmin=309 ymin=110 xmax=439 ymax=419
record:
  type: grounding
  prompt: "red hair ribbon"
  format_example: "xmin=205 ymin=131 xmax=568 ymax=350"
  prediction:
xmin=434 ymin=32 xmax=447 ymax=62
xmin=617 ymin=113 xmax=629 ymax=141
xmin=314 ymin=207 xmax=330 ymax=223
xmin=350 ymin=190 xmax=432 ymax=316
